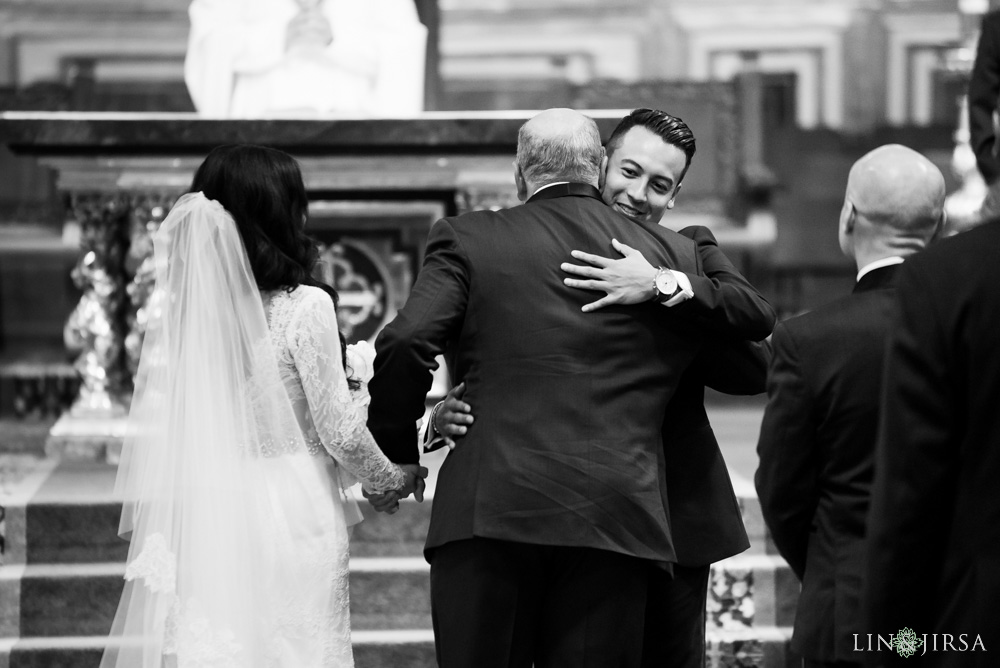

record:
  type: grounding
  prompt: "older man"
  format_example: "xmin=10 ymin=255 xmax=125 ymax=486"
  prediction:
xmin=367 ymin=109 xmax=715 ymax=667
xmin=755 ymin=145 xmax=945 ymax=668
xmin=434 ymin=108 xmax=774 ymax=668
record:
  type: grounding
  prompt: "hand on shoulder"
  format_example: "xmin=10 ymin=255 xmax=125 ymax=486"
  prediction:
xmin=560 ymin=238 xmax=657 ymax=311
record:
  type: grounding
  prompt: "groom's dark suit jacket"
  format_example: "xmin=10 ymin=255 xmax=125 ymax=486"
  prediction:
xmin=756 ymin=265 xmax=900 ymax=662
xmin=664 ymin=226 xmax=772 ymax=568
xmin=368 ymin=183 xmax=707 ymax=564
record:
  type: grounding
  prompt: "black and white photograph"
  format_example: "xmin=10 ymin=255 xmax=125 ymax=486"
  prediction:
xmin=0 ymin=1 xmax=996 ymax=666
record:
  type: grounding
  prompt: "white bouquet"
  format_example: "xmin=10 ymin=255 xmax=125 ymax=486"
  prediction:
xmin=345 ymin=339 xmax=376 ymax=408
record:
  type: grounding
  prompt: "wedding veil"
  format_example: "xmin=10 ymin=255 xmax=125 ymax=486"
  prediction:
xmin=101 ymin=192 xmax=328 ymax=666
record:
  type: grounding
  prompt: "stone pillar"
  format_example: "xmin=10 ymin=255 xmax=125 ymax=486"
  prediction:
xmin=945 ymin=0 xmax=991 ymax=233
xmin=734 ymin=65 xmax=778 ymax=283
xmin=842 ymin=7 xmax=887 ymax=134
xmin=48 ymin=193 xmax=133 ymax=458
xmin=0 ymin=23 xmax=15 ymax=86
xmin=31 ymin=152 xmax=194 ymax=459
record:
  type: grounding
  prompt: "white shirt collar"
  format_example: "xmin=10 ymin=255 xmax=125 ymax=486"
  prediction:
xmin=857 ymin=256 xmax=904 ymax=282
xmin=530 ymin=181 xmax=570 ymax=197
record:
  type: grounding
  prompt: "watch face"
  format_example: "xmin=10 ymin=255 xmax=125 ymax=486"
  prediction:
xmin=655 ymin=270 xmax=678 ymax=296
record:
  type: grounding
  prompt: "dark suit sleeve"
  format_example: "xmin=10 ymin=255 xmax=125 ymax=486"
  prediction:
xmin=970 ymin=12 xmax=1000 ymax=184
xmin=670 ymin=225 xmax=773 ymax=397
xmin=863 ymin=262 xmax=958 ymax=648
xmin=674 ymin=225 xmax=776 ymax=341
xmin=691 ymin=338 xmax=770 ymax=396
xmin=366 ymin=219 xmax=470 ymax=464
xmin=754 ymin=321 xmax=818 ymax=580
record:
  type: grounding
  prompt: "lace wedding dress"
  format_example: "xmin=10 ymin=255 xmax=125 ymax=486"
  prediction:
xmin=101 ymin=193 xmax=404 ymax=668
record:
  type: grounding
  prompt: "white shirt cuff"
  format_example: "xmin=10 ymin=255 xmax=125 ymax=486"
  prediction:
xmin=422 ymin=403 xmax=454 ymax=452
xmin=662 ymin=271 xmax=694 ymax=307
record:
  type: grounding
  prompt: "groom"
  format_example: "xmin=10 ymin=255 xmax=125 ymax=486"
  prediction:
xmin=366 ymin=109 xmax=709 ymax=667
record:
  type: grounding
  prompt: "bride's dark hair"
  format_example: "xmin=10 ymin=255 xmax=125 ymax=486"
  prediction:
xmin=190 ymin=144 xmax=356 ymax=383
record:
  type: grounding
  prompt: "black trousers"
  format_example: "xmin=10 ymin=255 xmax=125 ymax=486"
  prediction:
xmin=429 ymin=537 xmax=653 ymax=668
xmin=641 ymin=562 xmax=710 ymax=668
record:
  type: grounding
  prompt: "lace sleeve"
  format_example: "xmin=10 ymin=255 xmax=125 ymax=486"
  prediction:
xmin=289 ymin=290 xmax=405 ymax=494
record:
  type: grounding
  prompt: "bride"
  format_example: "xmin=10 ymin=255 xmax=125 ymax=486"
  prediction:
xmin=101 ymin=144 xmax=424 ymax=667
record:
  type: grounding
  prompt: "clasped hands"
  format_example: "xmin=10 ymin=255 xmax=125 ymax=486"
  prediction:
xmin=561 ymin=238 xmax=656 ymax=311
xmin=365 ymin=383 xmax=473 ymax=514
xmin=364 ymin=463 xmax=429 ymax=515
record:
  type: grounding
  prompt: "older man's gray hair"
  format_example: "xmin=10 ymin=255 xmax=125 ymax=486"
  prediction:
xmin=516 ymin=110 xmax=604 ymax=187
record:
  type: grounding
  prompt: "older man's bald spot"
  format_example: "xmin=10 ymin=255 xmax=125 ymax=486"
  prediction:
xmin=523 ymin=108 xmax=596 ymax=141
xmin=516 ymin=108 xmax=604 ymax=196
xmin=847 ymin=144 xmax=945 ymax=231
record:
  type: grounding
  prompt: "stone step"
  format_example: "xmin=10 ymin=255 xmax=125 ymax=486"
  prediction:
xmin=350 ymin=558 xmax=433 ymax=630
xmin=0 ymin=402 xmax=794 ymax=665
xmin=0 ymin=627 xmax=795 ymax=668
xmin=1 ymin=553 xmax=793 ymax=641
xmin=0 ymin=420 xmax=55 ymax=456
xmin=351 ymin=499 xmax=432 ymax=558
xmin=2 ymin=563 xmax=123 ymax=638
xmin=4 ymin=459 xmax=776 ymax=563
xmin=12 ymin=492 xmax=431 ymax=564
xmin=1 ymin=557 xmax=433 ymax=639
xmin=0 ymin=630 xmax=439 ymax=668
xmin=1 ymin=460 xmax=437 ymax=564
xmin=0 ymin=458 xmax=61 ymax=565
xmin=705 ymin=626 xmax=795 ymax=668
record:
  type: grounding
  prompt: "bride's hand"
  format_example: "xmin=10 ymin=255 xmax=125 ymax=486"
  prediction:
xmin=363 ymin=465 xmax=427 ymax=513
xmin=364 ymin=488 xmax=401 ymax=514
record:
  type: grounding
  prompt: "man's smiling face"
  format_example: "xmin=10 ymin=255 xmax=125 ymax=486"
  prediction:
xmin=602 ymin=125 xmax=688 ymax=225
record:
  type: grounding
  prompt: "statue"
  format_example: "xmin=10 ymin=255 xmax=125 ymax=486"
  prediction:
xmin=184 ymin=0 xmax=427 ymax=117
xmin=61 ymin=196 xmax=132 ymax=422
xmin=64 ymin=251 xmax=128 ymax=419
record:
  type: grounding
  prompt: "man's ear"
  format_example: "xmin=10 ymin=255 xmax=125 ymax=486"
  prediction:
xmin=514 ymin=160 xmax=528 ymax=202
xmin=597 ymin=153 xmax=608 ymax=192
xmin=932 ymin=208 xmax=949 ymax=241
xmin=838 ymin=199 xmax=856 ymax=258
xmin=667 ymin=183 xmax=682 ymax=210
xmin=842 ymin=201 xmax=856 ymax=235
